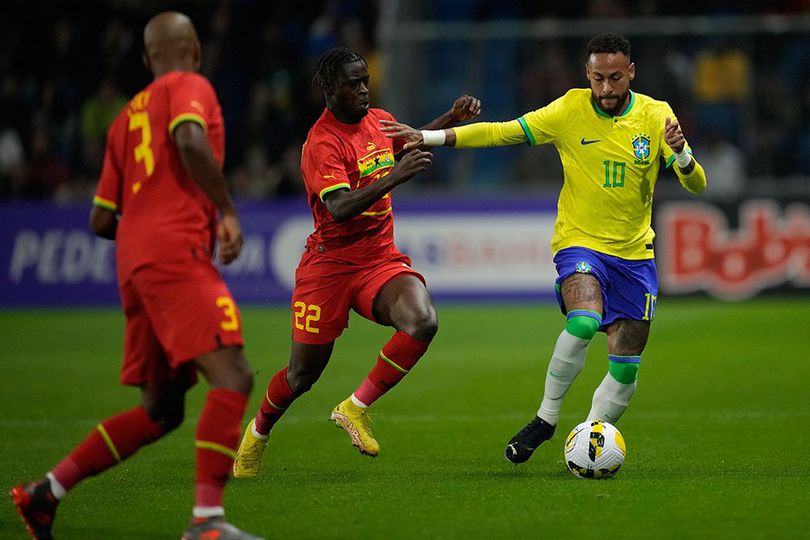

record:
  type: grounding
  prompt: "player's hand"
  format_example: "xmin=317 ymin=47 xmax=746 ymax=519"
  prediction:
xmin=380 ymin=120 xmax=424 ymax=151
xmin=449 ymin=95 xmax=481 ymax=122
xmin=217 ymin=212 xmax=243 ymax=265
xmin=664 ymin=117 xmax=686 ymax=153
xmin=391 ymin=149 xmax=433 ymax=184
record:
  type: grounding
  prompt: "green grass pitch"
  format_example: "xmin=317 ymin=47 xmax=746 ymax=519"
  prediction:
xmin=1 ymin=298 xmax=809 ymax=539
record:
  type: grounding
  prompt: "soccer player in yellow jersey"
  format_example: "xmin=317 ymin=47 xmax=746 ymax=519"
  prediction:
xmin=382 ymin=33 xmax=707 ymax=464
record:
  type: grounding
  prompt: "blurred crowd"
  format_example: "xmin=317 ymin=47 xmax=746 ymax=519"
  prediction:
xmin=1 ymin=0 xmax=809 ymax=204
xmin=0 ymin=0 xmax=379 ymax=203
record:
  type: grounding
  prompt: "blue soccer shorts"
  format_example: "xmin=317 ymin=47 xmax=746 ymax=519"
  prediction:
xmin=553 ymin=246 xmax=658 ymax=331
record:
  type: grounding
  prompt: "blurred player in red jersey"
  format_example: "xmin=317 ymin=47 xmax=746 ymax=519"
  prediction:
xmin=232 ymin=47 xmax=481 ymax=476
xmin=9 ymin=12 xmax=262 ymax=540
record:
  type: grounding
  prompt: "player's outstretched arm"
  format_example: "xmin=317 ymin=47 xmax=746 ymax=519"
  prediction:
xmin=323 ymin=149 xmax=433 ymax=223
xmin=382 ymin=115 xmax=529 ymax=152
xmin=665 ymin=117 xmax=707 ymax=195
xmin=380 ymin=120 xmax=457 ymax=151
xmin=422 ymin=95 xmax=482 ymax=130
xmin=379 ymin=95 xmax=480 ymax=151
xmin=174 ymin=121 xmax=243 ymax=264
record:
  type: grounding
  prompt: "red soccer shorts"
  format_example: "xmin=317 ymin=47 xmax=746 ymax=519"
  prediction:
xmin=119 ymin=257 xmax=244 ymax=386
xmin=290 ymin=249 xmax=425 ymax=344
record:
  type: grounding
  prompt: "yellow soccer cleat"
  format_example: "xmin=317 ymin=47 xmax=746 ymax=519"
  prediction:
xmin=329 ymin=397 xmax=380 ymax=457
xmin=232 ymin=418 xmax=268 ymax=478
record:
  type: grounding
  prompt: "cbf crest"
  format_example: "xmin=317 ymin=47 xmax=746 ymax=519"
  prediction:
xmin=631 ymin=133 xmax=651 ymax=165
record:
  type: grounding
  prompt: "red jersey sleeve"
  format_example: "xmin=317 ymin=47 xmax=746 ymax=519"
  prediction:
xmin=93 ymin=114 xmax=125 ymax=212
xmin=166 ymin=72 xmax=224 ymax=163
xmin=302 ymin=137 xmax=352 ymax=202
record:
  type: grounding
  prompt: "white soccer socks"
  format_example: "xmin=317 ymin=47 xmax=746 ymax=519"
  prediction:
xmin=586 ymin=373 xmax=637 ymax=424
xmin=537 ymin=330 xmax=590 ymax=425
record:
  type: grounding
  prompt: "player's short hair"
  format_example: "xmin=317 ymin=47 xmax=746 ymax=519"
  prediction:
xmin=586 ymin=33 xmax=631 ymax=59
xmin=312 ymin=47 xmax=367 ymax=91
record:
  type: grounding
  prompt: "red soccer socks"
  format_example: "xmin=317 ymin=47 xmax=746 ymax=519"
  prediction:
xmin=354 ymin=331 xmax=429 ymax=407
xmin=50 ymin=406 xmax=165 ymax=493
xmin=194 ymin=388 xmax=247 ymax=513
xmin=253 ymin=367 xmax=295 ymax=436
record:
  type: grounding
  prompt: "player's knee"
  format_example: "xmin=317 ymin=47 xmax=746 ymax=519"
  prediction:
xmin=286 ymin=366 xmax=319 ymax=396
xmin=402 ymin=308 xmax=438 ymax=342
xmin=159 ymin=410 xmax=185 ymax=432
xmin=219 ymin=352 xmax=254 ymax=395
xmin=608 ymin=357 xmax=640 ymax=384
xmin=232 ymin=362 xmax=254 ymax=395
xmin=197 ymin=347 xmax=253 ymax=395
xmin=144 ymin=402 xmax=185 ymax=432
xmin=566 ymin=313 xmax=601 ymax=340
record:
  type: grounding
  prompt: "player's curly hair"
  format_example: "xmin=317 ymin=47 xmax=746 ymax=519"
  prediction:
xmin=586 ymin=33 xmax=631 ymax=59
xmin=312 ymin=47 xmax=367 ymax=91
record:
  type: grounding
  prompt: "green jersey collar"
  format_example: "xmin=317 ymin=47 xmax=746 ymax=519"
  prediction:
xmin=591 ymin=90 xmax=636 ymax=119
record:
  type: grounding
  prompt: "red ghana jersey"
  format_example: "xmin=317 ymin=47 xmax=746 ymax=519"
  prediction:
xmin=93 ymin=71 xmax=224 ymax=280
xmin=300 ymin=108 xmax=405 ymax=263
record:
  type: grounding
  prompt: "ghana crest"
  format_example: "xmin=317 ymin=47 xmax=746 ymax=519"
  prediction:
xmin=631 ymin=132 xmax=651 ymax=165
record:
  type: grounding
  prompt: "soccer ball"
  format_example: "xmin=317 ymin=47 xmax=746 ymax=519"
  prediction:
xmin=564 ymin=420 xmax=626 ymax=479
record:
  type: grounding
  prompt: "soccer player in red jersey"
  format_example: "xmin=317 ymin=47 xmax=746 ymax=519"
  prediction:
xmin=9 ymin=13 xmax=262 ymax=540
xmin=232 ymin=47 xmax=480 ymax=476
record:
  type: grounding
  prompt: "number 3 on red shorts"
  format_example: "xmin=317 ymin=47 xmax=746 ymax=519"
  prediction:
xmin=293 ymin=301 xmax=321 ymax=334
xmin=216 ymin=296 xmax=239 ymax=331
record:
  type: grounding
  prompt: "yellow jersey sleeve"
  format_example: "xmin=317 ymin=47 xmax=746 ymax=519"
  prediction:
xmin=676 ymin=160 xmax=707 ymax=194
xmin=453 ymin=119 xmax=527 ymax=148
xmin=453 ymin=91 xmax=573 ymax=148
xmin=517 ymin=93 xmax=572 ymax=146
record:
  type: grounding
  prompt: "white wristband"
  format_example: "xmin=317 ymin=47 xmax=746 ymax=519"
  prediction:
xmin=420 ymin=129 xmax=446 ymax=147
xmin=675 ymin=148 xmax=691 ymax=168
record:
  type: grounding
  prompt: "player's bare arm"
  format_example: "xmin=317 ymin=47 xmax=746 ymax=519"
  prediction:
xmin=380 ymin=95 xmax=479 ymax=150
xmin=174 ymin=121 xmax=243 ymax=264
xmin=380 ymin=120 xmax=458 ymax=151
xmin=421 ymin=95 xmax=482 ymax=129
xmin=89 ymin=206 xmax=117 ymax=239
xmin=323 ymin=149 xmax=433 ymax=223
xmin=664 ymin=117 xmax=695 ymax=175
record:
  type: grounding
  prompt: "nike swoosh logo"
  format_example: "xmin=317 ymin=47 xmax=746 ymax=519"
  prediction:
xmin=580 ymin=138 xmax=601 ymax=145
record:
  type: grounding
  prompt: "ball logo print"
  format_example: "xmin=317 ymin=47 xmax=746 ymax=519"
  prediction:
xmin=564 ymin=420 xmax=626 ymax=479
xmin=587 ymin=423 xmax=605 ymax=461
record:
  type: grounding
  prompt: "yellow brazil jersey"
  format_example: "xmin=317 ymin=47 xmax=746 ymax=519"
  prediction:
xmin=454 ymin=88 xmax=702 ymax=260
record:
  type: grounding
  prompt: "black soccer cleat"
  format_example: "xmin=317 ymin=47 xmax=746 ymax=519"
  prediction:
xmin=504 ymin=416 xmax=556 ymax=464
xmin=9 ymin=478 xmax=59 ymax=540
